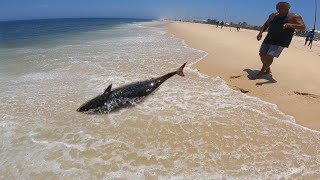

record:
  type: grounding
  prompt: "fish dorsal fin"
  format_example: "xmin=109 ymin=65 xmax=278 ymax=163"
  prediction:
xmin=104 ymin=84 xmax=112 ymax=94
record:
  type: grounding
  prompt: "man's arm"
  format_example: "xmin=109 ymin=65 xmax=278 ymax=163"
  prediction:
xmin=259 ymin=21 xmax=269 ymax=33
xmin=257 ymin=13 xmax=275 ymax=41
xmin=284 ymin=14 xmax=305 ymax=30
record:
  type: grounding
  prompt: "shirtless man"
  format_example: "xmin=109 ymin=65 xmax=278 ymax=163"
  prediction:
xmin=254 ymin=2 xmax=305 ymax=79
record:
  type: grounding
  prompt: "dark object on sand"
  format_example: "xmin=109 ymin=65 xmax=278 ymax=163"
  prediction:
xmin=77 ymin=62 xmax=187 ymax=113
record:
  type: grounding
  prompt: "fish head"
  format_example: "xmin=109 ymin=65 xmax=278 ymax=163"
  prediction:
xmin=77 ymin=84 xmax=113 ymax=113
xmin=77 ymin=99 xmax=97 ymax=112
xmin=77 ymin=95 xmax=105 ymax=112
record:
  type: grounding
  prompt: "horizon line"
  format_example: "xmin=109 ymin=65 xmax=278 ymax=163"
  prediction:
xmin=0 ymin=16 xmax=157 ymax=22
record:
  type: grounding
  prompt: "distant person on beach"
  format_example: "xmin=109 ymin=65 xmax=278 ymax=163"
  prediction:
xmin=216 ymin=21 xmax=220 ymax=28
xmin=236 ymin=23 xmax=241 ymax=32
xmin=305 ymin=29 xmax=315 ymax=48
xmin=254 ymin=2 xmax=305 ymax=79
xmin=220 ymin=21 xmax=224 ymax=29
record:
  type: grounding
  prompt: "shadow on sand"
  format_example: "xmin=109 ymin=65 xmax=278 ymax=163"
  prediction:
xmin=243 ymin=69 xmax=277 ymax=86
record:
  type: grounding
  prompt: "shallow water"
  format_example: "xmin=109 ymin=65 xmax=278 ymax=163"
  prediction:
xmin=0 ymin=19 xmax=319 ymax=179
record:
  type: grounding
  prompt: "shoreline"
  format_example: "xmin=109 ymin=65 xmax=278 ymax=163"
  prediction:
xmin=163 ymin=21 xmax=320 ymax=131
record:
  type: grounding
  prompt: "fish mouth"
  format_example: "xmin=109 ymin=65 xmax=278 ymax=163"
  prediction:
xmin=76 ymin=106 xmax=86 ymax=112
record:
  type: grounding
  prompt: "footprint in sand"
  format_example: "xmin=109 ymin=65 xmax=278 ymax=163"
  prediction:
xmin=230 ymin=75 xmax=242 ymax=79
xmin=294 ymin=91 xmax=319 ymax=98
xmin=232 ymin=86 xmax=249 ymax=93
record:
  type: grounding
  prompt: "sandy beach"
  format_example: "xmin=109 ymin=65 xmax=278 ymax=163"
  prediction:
xmin=164 ymin=21 xmax=320 ymax=131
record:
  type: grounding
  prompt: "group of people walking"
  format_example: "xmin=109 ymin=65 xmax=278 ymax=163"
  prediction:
xmin=215 ymin=20 xmax=241 ymax=31
xmin=215 ymin=21 xmax=224 ymax=29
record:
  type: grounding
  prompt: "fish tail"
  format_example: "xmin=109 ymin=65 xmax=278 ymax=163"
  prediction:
xmin=176 ymin=62 xmax=187 ymax=77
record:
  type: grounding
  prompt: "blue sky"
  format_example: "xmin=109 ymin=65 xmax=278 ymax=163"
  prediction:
xmin=0 ymin=0 xmax=318 ymax=29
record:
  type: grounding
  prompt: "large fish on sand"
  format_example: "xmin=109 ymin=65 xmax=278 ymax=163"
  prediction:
xmin=77 ymin=62 xmax=187 ymax=113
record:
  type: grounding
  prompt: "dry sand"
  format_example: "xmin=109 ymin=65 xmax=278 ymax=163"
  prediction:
xmin=164 ymin=21 xmax=320 ymax=131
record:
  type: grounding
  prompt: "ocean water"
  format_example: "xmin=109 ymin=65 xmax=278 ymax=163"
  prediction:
xmin=0 ymin=18 xmax=319 ymax=179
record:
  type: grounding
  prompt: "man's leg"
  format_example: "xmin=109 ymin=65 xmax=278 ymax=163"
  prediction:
xmin=259 ymin=53 xmax=272 ymax=74
xmin=265 ymin=67 xmax=272 ymax=74
xmin=252 ymin=54 xmax=274 ymax=79
xmin=308 ymin=40 xmax=313 ymax=48
xmin=253 ymin=44 xmax=283 ymax=80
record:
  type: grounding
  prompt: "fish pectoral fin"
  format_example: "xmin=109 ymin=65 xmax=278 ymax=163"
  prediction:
xmin=104 ymin=84 xmax=112 ymax=94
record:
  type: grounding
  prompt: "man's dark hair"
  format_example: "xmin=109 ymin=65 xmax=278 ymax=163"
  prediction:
xmin=276 ymin=2 xmax=291 ymax=9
